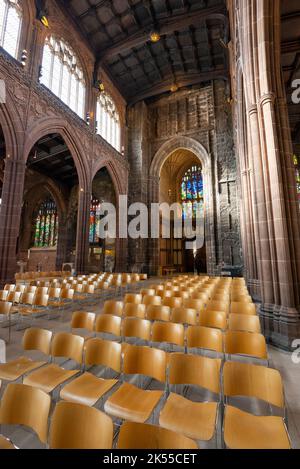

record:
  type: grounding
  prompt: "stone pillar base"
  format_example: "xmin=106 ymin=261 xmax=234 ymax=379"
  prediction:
xmin=259 ymin=303 xmax=300 ymax=351
xmin=247 ymin=279 xmax=261 ymax=301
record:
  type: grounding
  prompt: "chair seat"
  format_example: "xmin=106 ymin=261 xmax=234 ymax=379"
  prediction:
xmin=224 ymin=405 xmax=291 ymax=449
xmin=60 ymin=372 xmax=118 ymax=407
xmin=23 ymin=364 xmax=80 ymax=393
xmin=0 ymin=357 xmax=47 ymax=381
xmin=159 ymin=393 xmax=218 ymax=441
xmin=104 ymin=382 xmax=163 ymax=423
xmin=0 ymin=435 xmax=16 ymax=450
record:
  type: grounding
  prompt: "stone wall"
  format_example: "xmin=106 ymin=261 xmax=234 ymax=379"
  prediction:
xmin=127 ymin=80 xmax=242 ymax=275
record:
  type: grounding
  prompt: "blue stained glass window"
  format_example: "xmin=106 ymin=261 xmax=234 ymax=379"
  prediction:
xmin=181 ymin=166 xmax=203 ymax=220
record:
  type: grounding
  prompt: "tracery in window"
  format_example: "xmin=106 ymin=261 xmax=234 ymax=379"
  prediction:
xmin=181 ymin=166 xmax=204 ymax=220
xmin=89 ymin=195 xmax=101 ymax=245
xmin=40 ymin=36 xmax=86 ymax=119
xmin=0 ymin=0 xmax=22 ymax=59
xmin=96 ymin=92 xmax=121 ymax=151
xmin=33 ymin=197 xmax=58 ymax=248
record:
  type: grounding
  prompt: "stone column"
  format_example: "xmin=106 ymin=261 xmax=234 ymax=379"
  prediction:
xmin=0 ymin=157 xmax=26 ymax=285
xmin=75 ymin=189 xmax=91 ymax=274
xmin=235 ymin=0 xmax=300 ymax=348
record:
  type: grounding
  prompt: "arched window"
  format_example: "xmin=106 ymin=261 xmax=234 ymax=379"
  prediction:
xmin=0 ymin=0 xmax=22 ymax=59
xmin=96 ymin=92 xmax=121 ymax=151
xmin=33 ymin=197 xmax=58 ymax=248
xmin=181 ymin=166 xmax=204 ymax=219
xmin=294 ymin=155 xmax=300 ymax=207
xmin=40 ymin=36 xmax=86 ymax=119
xmin=89 ymin=196 xmax=101 ymax=245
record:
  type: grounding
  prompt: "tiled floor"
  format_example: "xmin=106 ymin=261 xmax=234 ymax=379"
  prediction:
xmin=1 ymin=279 xmax=300 ymax=449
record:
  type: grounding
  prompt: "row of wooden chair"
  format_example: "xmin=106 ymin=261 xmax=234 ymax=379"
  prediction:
xmin=0 ymin=331 xmax=290 ymax=449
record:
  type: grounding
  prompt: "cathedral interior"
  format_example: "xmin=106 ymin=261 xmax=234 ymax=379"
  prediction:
xmin=0 ymin=0 xmax=299 ymax=452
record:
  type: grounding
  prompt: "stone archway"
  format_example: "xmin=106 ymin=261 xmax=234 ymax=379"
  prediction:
xmin=149 ymin=136 xmax=217 ymax=275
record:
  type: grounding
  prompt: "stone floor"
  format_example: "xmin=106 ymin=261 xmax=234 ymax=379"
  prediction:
xmin=1 ymin=279 xmax=300 ymax=449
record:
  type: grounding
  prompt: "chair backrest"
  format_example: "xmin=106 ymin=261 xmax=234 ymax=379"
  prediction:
xmin=224 ymin=331 xmax=268 ymax=359
xmin=103 ymin=300 xmax=124 ymax=317
xmin=142 ymin=295 xmax=162 ymax=306
xmin=48 ymin=288 xmax=61 ymax=299
xmin=6 ymin=291 xmax=22 ymax=303
xmin=20 ymin=292 xmax=35 ymax=305
xmin=61 ymin=288 xmax=75 ymax=300
xmin=124 ymin=294 xmax=142 ymax=304
xmin=199 ymin=310 xmax=227 ymax=330
xmin=95 ymin=314 xmax=122 ymax=337
xmin=25 ymin=286 xmax=37 ymax=294
xmin=36 ymin=287 xmax=49 ymax=295
xmin=124 ymin=303 xmax=146 ymax=319
xmin=183 ymin=298 xmax=205 ymax=312
xmin=162 ymin=297 xmax=183 ymax=308
xmin=122 ymin=317 xmax=151 ymax=341
xmin=85 ymin=338 xmax=121 ymax=373
xmin=71 ymin=311 xmax=96 ymax=332
xmin=141 ymin=289 xmax=156 ymax=297
xmin=33 ymin=294 xmax=49 ymax=307
xmin=146 ymin=305 xmax=171 ymax=322
xmin=223 ymin=361 xmax=284 ymax=408
xmin=152 ymin=322 xmax=184 ymax=347
xmin=23 ymin=328 xmax=53 ymax=355
xmin=231 ymin=295 xmax=252 ymax=303
xmin=117 ymin=422 xmax=198 ymax=449
xmin=186 ymin=326 xmax=223 ymax=353
xmin=49 ymin=401 xmax=113 ymax=449
xmin=230 ymin=302 xmax=256 ymax=316
xmin=4 ymin=284 xmax=16 ymax=292
xmin=123 ymin=344 xmax=166 ymax=382
xmin=0 ymin=290 xmax=9 ymax=301
xmin=0 ymin=301 xmax=12 ymax=315
xmin=192 ymin=292 xmax=209 ymax=301
xmin=228 ymin=314 xmax=261 ymax=333
xmin=0 ymin=383 xmax=51 ymax=443
xmin=206 ymin=300 xmax=229 ymax=314
xmin=15 ymin=285 xmax=26 ymax=294
xmin=168 ymin=353 xmax=221 ymax=394
xmin=171 ymin=307 xmax=197 ymax=326
xmin=51 ymin=332 xmax=84 ymax=363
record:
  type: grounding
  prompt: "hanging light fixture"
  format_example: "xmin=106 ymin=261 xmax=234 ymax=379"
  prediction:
xmin=150 ymin=30 xmax=161 ymax=43
xmin=35 ymin=1 xmax=49 ymax=28
xmin=170 ymin=83 xmax=179 ymax=93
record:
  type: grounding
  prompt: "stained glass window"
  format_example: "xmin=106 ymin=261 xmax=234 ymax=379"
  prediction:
xmin=33 ymin=197 xmax=58 ymax=248
xmin=89 ymin=196 xmax=101 ymax=244
xmin=181 ymin=166 xmax=204 ymax=219
xmin=40 ymin=36 xmax=86 ymax=119
xmin=96 ymin=92 xmax=121 ymax=152
xmin=0 ymin=0 xmax=22 ymax=59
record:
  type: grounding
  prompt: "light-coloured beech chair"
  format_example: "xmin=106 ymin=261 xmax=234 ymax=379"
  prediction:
xmin=117 ymin=422 xmax=198 ymax=449
xmin=199 ymin=310 xmax=227 ymax=331
xmin=60 ymin=338 xmax=121 ymax=407
xmin=171 ymin=307 xmax=198 ymax=326
xmin=23 ymin=332 xmax=84 ymax=394
xmin=49 ymin=401 xmax=113 ymax=449
xmin=0 ymin=383 xmax=51 ymax=447
xmin=224 ymin=331 xmax=268 ymax=361
xmin=104 ymin=345 xmax=167 ymax=423
xmin=230 ymin=302 xmax=256 ymax=316
xmin=228 ymin=314 xmax=261 ymax=333
xmin=159 ymin=353 xmax=221 ymax=444
xmin=95 ymin=314 xmax=122 ymax=340
xmin=124 ymin=303 xmax=146 ymax=319
xmin=146 ymin=305 xmax=171 ymax=322
xmin=223 ymin=361 xmax=290 ymax=449
xmin=151 ymin=322 xmax=185 ymax=350
xmin=103 ymin=300 xmax=124 ymax=317
xmin=187 ymin=326 xmax=223 ymax=354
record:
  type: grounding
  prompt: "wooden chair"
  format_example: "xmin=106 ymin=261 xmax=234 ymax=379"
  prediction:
xmin=60 ymin=338 xmax=121 ymax=407
xmin=159 ymin=353 xmax=221 ymax=443
xmin=0 ymin=383 xmax=51 ymax=447
xmin=187 ymin=326 xmax=223 ymax=355
xmin=223 ymin=361 xmax=290 ymax=449
xmin=49 ymin=401 xmax=113 ymax=449
xmin=95 ymin=314 xmax=122 ymax=340
xmin=117 ymin=422 xmax=198 ymax=449
xmin=23 ymin=332 xmax=84 ymax=394
xmin=104 ymin=345 xmax=166 ymax=423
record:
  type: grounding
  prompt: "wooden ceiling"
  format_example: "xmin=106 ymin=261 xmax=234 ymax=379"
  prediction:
xmin=60 ymin=0 xmax=229 ymax=102
xmin=281 ymin=1 xmax=300 ymax=152
xmin=27 ymin=134 xmax=78 ymax=187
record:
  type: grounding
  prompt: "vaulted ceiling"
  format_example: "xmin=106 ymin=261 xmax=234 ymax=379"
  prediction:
xmin=281 ymin=1 xmax=300 ymax=152
xmin=60 ymin=0 xmax=229 ymax=103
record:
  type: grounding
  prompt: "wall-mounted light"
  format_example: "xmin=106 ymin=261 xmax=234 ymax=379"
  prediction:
xmin=94 ymin=79 xmax=105 ymax=93
xmin=21 ymin=50 xmax=28 ymax=67
xmin=86 ymin=112 xmax=91 ymax=125
xmin=150 ymin=30 xmax=161 ymax=43
xmin=40 ymin=15 xmax=49 ymax=28
xmin=35 ymin=0 xmax=49 ymax=27
xmin=170 ymin=83 xmax=179 ymax=93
